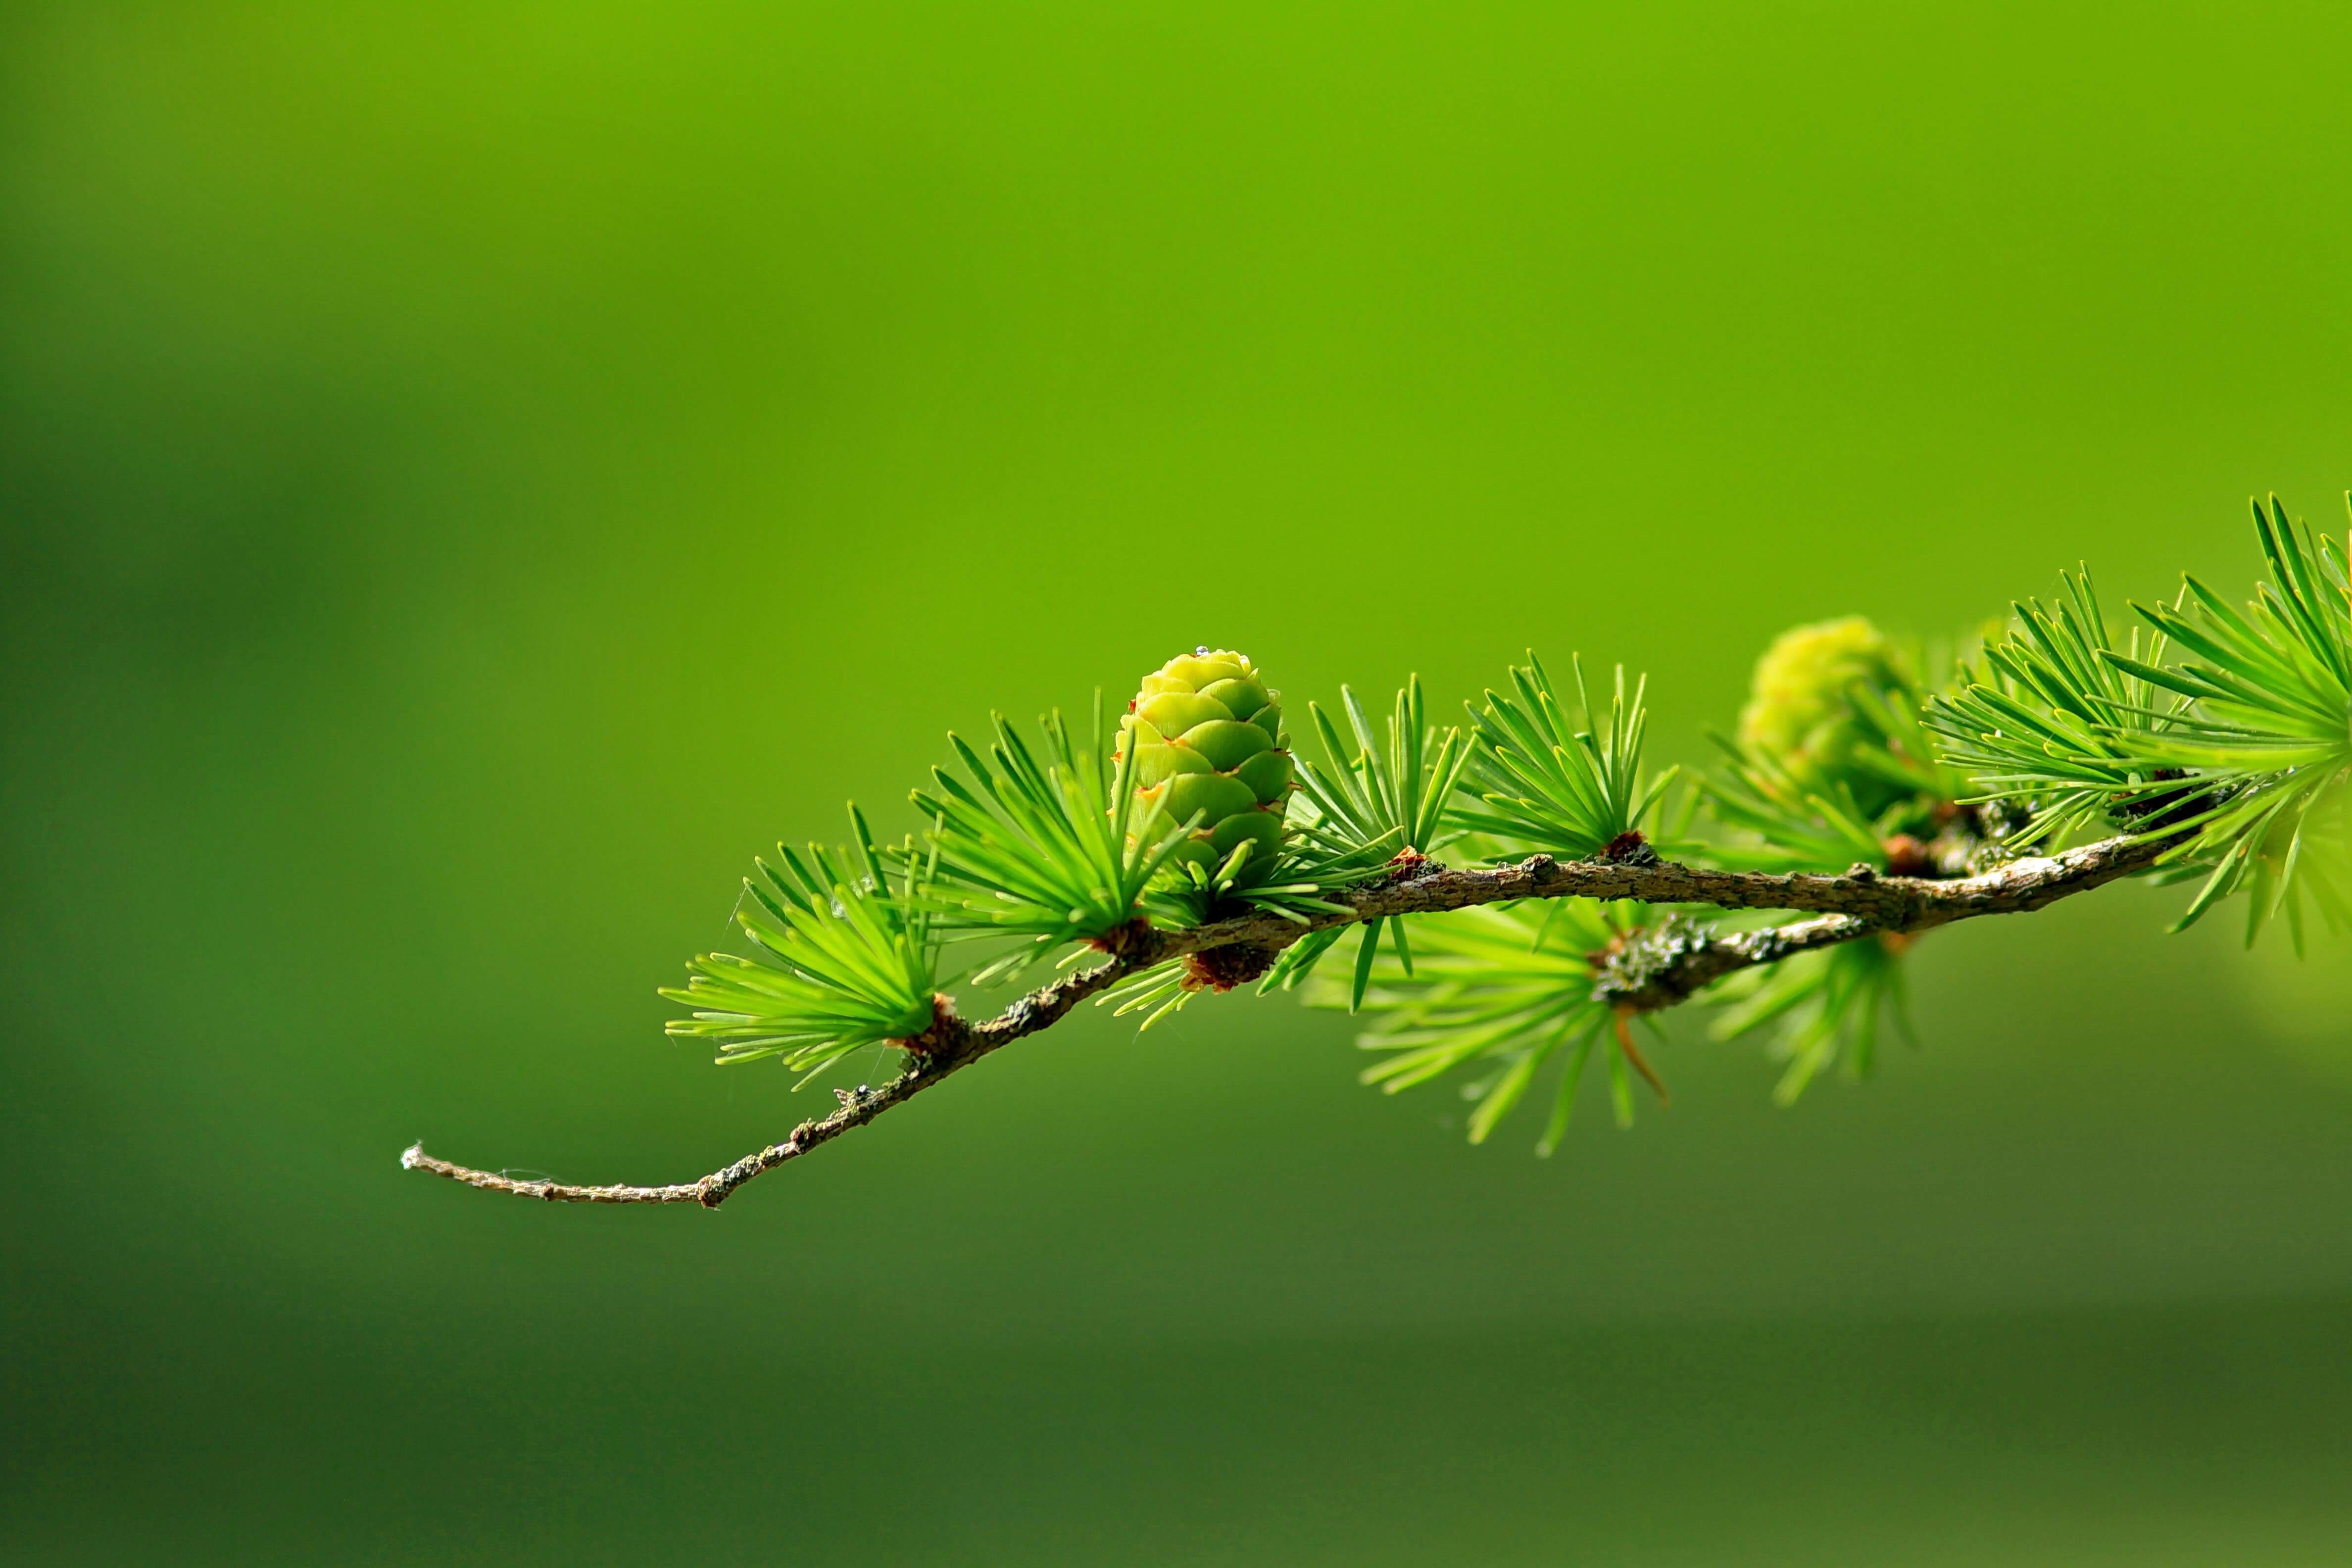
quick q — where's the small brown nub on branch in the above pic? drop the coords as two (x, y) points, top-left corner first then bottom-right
(1880, 834), (1933, 878)
(1382, 846), (1437, 882)
(1089, 917), (1161, 959)
(1599, 831), (1660, 867)
(1183, 943), (1282, 992)
(898, 994), (969, 1062)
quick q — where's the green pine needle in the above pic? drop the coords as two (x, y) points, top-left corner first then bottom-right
(661, 805), (940, 1084)
(1708, 933), (1914, 1104)
(1450, 652), (1679, 862)
(1293, 675), (1472, 860)
(1926, 568), (2200, 851)
(1698, 739), (1893, 875)
(1255, 675), (1473, 992)
(911, 694), (1197, 976)
(1928, 496), (2352, 943)
(1317, 900), (1660, 1155)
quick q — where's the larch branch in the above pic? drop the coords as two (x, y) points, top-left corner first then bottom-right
(400, 832), (2167, 1207)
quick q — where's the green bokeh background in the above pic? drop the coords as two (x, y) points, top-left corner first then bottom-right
(7, 4), (2352, 1562)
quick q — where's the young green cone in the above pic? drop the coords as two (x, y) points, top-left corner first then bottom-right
(1736, 615), (1912, 817)
(1119, 647), (1293, 876)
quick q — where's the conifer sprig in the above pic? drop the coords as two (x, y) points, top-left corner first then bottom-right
(2115, 501), (2350, 939)
(1698, 741), (1891, 876)
(660, 807), (940, 1083)
(1258, 677), (1474, 1005)
(1929, 498), (2352, 943)
(1152, 830), (1398, 929)
(911, 697), (1195, 982)
(1451, 654), (1678, 861)
(1293, 677), (1470, 860)
(1926, 569), (2195, 851)
(1322, 901), (1665, 1155)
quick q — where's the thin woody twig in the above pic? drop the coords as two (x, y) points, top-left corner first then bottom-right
(400, 948), (1143, 1208)
(401, 832), (2169, 1207)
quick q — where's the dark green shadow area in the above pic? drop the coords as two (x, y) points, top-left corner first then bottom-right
(13, 1297), (2352, 1566)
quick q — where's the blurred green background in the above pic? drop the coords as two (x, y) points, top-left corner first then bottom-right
(7, 3), (2352, 1563)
